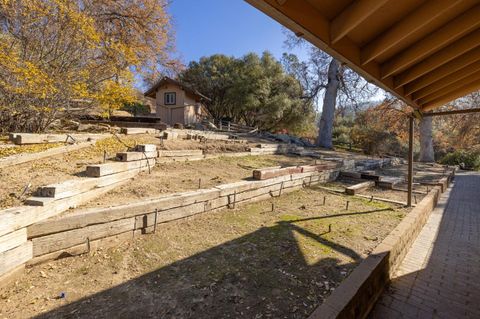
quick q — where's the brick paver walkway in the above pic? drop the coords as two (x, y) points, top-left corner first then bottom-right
(370, 172), (480, 318)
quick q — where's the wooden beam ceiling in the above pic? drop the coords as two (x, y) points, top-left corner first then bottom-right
(330, 0), (389, 44)
(404, 46), (480, 95)
(394, 28), (480, 88)
(381, 4), (480, 78)
(361, 0), (463, 65)
(412, 60), (480, 101)
(246, 0), (480, 112)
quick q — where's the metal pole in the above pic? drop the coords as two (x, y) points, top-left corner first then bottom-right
(407, 116), (414, 207)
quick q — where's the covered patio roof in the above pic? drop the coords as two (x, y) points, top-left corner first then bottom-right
(245, 0), (480, 112)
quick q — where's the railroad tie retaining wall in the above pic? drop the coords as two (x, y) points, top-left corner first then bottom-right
(308, 169), (455, 319)
(26, 168), (340, 266)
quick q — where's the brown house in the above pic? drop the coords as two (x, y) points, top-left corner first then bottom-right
(144, 77), (211, 126)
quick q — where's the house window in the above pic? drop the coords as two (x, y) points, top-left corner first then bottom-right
(164, 92), (176, 105)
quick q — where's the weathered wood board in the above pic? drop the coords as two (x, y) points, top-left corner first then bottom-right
(0, 180), (128, 237)
(345, 181), (376, 195)
(10, 133), (108, 145)
(116, 151), (158, 162)
(157, 150), (203, 157)
(36, 170), (139, 199)
(0, 228), (27, 254)
(86, 158), (155, 177)
(120, 128), (159, 135)
(32, 218), (135, 257)
(28, 231), (134, 266)
(0, 241), (32, 276)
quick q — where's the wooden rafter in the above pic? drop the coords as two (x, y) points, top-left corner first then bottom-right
(404, 46), (480, 95)
(247, 0), (480, 111)
(330, 0), (389, 44)
(422, 80), (480, 111)
(381, 4), (480, 78)
(418, 71), (480, 105)
(247, 0), (420, 108)
(412, 60), (480, 101)
(361, 0), (463, 65)
(394, 28), (480, 88)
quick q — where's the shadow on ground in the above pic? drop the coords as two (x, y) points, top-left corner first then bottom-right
(31, 208), (391, 319)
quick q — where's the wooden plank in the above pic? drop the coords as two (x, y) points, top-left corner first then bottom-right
(0, 180), (128, 237)
(0, 142), (95, 169)
(32, 218), (135, 257)
(10, 133), (109, 145)
(28, 231), (133, 266)
(37, 170), (139, 199)
(345, 181), (376, 195)
(0, 228), (27, 254)
(135, 202), (207, 230)
(253, 166), (303, 180)
(134, 144), (157, 153)
(157, 150), (203, 157)
(0, 241), (32, 276)
(163, 131), (179, 140)
(156, 156), (205, 163)
(86, 158), (155, 177)
(116, 151), (158, 162)
(120, 127), (159, 135)
(27, 189), (221, 238)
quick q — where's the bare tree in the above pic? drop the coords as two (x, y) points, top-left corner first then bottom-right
(283, 31), (378, 148)
(419, 116), (435, 162)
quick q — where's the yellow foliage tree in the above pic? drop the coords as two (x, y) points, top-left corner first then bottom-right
(0, 0), (178, 132)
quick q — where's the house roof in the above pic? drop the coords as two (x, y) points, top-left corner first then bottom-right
(246, 0), (480, 113)
(144, 76), (211, 102)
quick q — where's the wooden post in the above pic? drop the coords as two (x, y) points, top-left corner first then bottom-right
(407, 116), (414, 207)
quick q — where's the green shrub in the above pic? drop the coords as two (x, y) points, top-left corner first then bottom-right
(121, 102), (151, 116)
(440, 150), (480, 170)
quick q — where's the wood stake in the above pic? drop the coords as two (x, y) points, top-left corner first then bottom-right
(233, 190), (237, 209)
(328, 224), (332, 233)
(86, 237), (91, 253)
(346, 201), (350, 210)
(103, 150), (107, 163)
(323, 196), (326, 205)
(271, 203), (275, 212)
(198, 178), (202, 189)
(153, 209), (158, 234)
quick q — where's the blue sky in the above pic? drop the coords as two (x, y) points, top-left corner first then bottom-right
(168, 0), (307, 64)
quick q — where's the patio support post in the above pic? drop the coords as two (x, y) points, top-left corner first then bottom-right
(407, 116), (414, 207)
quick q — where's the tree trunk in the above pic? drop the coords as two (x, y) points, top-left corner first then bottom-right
(316, 59), (340, 148)
(419, 116), (435, 162)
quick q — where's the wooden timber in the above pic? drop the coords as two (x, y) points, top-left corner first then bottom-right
(10, 133), (108, 145)
(116, 151), (158, 162)
(120, 127), (159, 135)
(157, 150), (203, 157)
(86, 158), (155, 177)
(0, 180), (127, 237)
(345, 181), (376, 195)
(32, 218), (135, 257)
(32, 170), (138, 202)
(0, 228), (27, 254)
(0, 241), (32, 276)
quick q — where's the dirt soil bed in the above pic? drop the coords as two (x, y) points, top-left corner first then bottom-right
(0, 134), (253, 209)
(82, 154), (316, 208)
(326, 178), (427, 203)
(0, 185), (409, 319)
